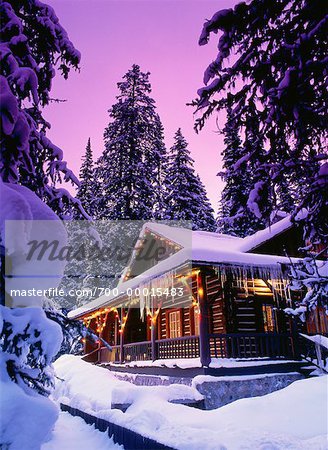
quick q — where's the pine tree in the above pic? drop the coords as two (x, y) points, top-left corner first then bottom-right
(146, 118), (168, 220)
(270, 133), (297, 214)
(194, 0), (328, 311)
(217, 107), (265, 237)
(164, 129), (216, 231)
(0, 0), (87, 220)
(0, 1), (85, 445)
(243, 102), (272, 225)
(194, 0), (327, 243)
(195, 174), (217, 232)
(76, 138), (95, 217)
(95, 65), (166, 220)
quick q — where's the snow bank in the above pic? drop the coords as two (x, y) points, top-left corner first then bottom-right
(42, 412), (122, 449)
(0, 181), (68, 307)
(53, 355), (202, 411)
(53, 356), (328, 450)
(115, 375), (328, 450)
(0, 380), (59, 450)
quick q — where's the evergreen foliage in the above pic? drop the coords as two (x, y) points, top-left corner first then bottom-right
(0, 0), (85, 417)
(218, 106), (266, 237)
(76, 138), (95, 217)
(164, 129), (216, 231)
(194, 0), (328, 310)
(0, 0), (88, 219)
(194, 0), (327, 243)
(95, 65), (166, 220)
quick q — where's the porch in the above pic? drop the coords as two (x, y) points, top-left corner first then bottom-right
(85, 331), (300, 366)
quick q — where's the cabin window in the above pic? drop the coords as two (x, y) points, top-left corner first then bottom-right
(168, 311), (181, 338)
(262, 305), (275, 333)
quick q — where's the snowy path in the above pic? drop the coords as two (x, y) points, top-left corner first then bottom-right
(42, 412), (123, 450)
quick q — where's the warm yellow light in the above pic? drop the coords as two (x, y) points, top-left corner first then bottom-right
(192, 269), (201, 276)
(198, 287), (204, 297)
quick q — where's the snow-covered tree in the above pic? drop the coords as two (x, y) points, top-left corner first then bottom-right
(0, 1), (88, 446)
(288, 253), (328, 318)
(95, 65), (166, 220)
(0, 181), (65, 447)
(195, 174), (217, 232)
(146, 118), (168, 220)
(0, 0), (88, 220)
(76, 138), (95, 218)
(194, 0), (328, 310)
(45, 307), (111, 358)
(194, 0), (327, 237)
(164, 129), (216, 231)
(218, 106), (266, 237)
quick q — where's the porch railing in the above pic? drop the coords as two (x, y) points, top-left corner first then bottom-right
(210, 333), (295, 359)
(97, 332), (299, 364)
(156, 335), (200, 359)
(124, 341), (152, 362)
(298, 333), (328, 371)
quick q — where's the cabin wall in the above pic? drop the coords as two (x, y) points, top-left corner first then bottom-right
(223, 276), (297, 334)
(306, 307), (328, 334)
(81, 265), (306, 361)
(205, 273), (226, 334)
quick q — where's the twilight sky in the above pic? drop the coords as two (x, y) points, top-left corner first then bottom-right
(45, 0), (237, 211)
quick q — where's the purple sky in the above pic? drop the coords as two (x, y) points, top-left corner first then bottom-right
(46, 0), (236, 211)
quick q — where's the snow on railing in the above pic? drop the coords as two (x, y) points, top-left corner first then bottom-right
(299, 333), (328, 372)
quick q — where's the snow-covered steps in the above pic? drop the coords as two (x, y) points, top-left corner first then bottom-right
(298, 364), (322, 378)
(53, 356), (328, 449)
(108, 369), (303, 410)
(100, 358), (312, 380)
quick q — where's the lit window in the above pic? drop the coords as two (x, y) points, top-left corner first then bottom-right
(169, 311), (181, 338)
(262, 305), (275, 333)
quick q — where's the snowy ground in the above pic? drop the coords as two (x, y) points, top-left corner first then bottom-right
(42, 412), (122, 450)
(53, 355), (328, 450)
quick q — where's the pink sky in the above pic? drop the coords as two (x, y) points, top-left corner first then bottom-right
(45, 0), (237, 211)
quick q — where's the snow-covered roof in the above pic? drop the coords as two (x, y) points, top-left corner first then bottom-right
(68, 219), (301, 319)
(145, 222), (242, 250)
(238, 216), (293, 253)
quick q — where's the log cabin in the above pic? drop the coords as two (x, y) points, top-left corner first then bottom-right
(68, 216), (327, 366)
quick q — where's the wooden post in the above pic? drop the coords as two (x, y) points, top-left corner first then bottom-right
(151, 315), (158, 362)
(291, 317), (301, 360)
(198, 271), (211, 367)
(119, 309), (125, 364)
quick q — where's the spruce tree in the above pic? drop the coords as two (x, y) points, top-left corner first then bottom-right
(146, 118), (168, 220)
(194, 0), (327, 244)
(164, 129), (216, 231)
(0, 0), (87, 219)
(217, 107), (265, 237)
(0, 1), (86, 446)
(194, 0), (328, 311)
(194, 174), (217, 232)
(95, 65), (166, 220)
(76, 138), (95, 217)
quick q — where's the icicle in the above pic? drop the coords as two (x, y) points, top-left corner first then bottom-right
(243, 267), (248, 297)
